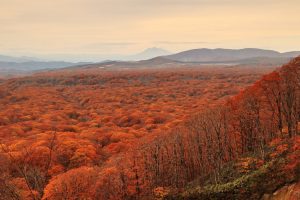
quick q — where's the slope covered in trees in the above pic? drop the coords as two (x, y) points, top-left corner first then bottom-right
(166, 135), (300, 199)
(0, 58), (298, 199)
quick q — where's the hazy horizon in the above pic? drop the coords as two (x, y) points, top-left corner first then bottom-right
(1, 0), (300, 61)
(1, 47), (300, 63)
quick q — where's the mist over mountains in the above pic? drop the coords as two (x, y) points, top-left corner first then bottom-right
(0, 48), (299, 76)
(125, 47), (171, 61)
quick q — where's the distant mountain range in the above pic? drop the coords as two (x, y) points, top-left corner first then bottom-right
(0, 48), (299, 77)
(0, 47), (170, 75)
(164, 48), (300, 62)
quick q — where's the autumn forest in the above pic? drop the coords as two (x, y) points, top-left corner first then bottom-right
(0, 55), (299, 200)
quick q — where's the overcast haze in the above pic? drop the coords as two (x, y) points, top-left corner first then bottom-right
(1, 0), (300, 60)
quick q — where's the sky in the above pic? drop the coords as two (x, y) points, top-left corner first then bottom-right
(1, 0), (300, 61)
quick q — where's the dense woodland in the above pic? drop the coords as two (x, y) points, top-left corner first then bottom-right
(0, 59), (299, 199)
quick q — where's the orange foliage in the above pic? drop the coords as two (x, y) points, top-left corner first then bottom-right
(42, 167), (97, 200)
(0, 59), (298, 199)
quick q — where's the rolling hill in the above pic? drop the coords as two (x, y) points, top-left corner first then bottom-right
(164, 48), (300, 62)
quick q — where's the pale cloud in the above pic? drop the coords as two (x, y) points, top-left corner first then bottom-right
(155, 41), (213, 45)
(85, 42), (138, 47)
(0, 0), (300, 56)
